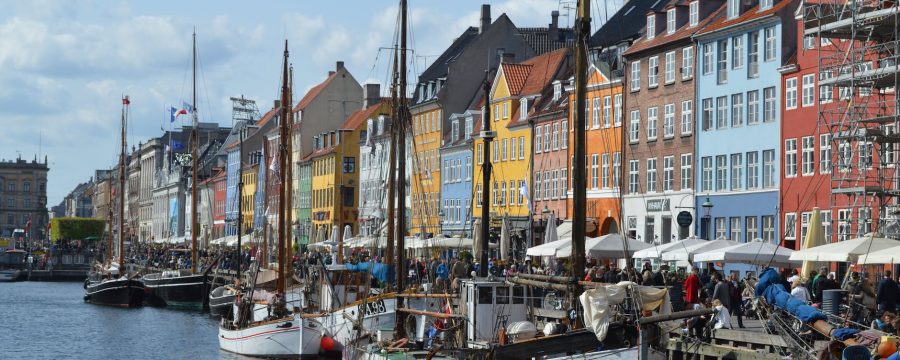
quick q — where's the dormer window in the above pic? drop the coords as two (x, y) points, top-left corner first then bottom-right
(646, 15), (656, 40)
(728, 0), (740, 19)
(451, 120), (460, 142)
(465, 116), (473, 140)
(520, 98), (528, 120)
(666, 9), (676, 34)
(760, 0), (773, 11)
(689, 2), (698, 26)
(377, 115), (385, 135)
(553, 82), (562, 101)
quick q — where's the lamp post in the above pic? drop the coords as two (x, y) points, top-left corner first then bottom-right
(701, 196), (714, 240)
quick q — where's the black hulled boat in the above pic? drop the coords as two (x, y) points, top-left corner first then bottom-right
(84, 270), (145, 308)
(143, 270), (210, 309)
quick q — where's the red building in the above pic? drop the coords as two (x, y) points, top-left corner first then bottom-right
(211, 168), (227, 240)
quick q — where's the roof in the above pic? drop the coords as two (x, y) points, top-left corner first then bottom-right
(591, 0), (669, 48)
(417, 27), (479, 86)
(517, 26), (575, 55)
(624, 1), (726, 56)
(504, 48), (570, 128)
(501, 63), (532, 95)
(341, 98), (388, 130)
(223, 107), (280, 151)
(294, 72), (337, 111)
(696, 0), (796, 37)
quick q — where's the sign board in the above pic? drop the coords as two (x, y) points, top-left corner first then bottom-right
(676, 211), (693, 228)
(645, 199), (670, 212)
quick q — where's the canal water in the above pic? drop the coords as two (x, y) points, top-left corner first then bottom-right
(0, 281), (249, 360)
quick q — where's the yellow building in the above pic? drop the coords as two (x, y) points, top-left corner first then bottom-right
(410, 106), (442, 237)
(240, 163), (257, 233)
(472, 49), (569, 231)
(308, 99), (390, 240)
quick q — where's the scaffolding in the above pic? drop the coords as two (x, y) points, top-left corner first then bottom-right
(805, 0), (900, 240)
(230, 95), (260, 125)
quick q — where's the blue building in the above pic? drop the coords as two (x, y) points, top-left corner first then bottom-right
(224, 141), (241, 236)
(693, 0), (798, 248)
(441, 110), (479, 238)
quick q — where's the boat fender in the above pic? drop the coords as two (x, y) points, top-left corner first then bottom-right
(321, 336), (335, 352)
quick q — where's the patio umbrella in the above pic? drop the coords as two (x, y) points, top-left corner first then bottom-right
(693, 238), (800, 267)
(544, 212), (559, 245)
(556, 234), (651, 258)
(789, 232), (900, 263)
(330, 225), (340, 242)
(801, 208), (826, 276)
(526, 238), (570, 256)
(472, 218), (483, 261)
(316, 226), (326, 243)
(500, 216), (510, 261)
(632, 236), (707, 259)
(856, 244), (900, 264)
(343, 225), (353, 241)
(661, 238), (739, 262)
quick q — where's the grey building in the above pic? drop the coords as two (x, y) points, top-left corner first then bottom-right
(0, 155), (50, 241)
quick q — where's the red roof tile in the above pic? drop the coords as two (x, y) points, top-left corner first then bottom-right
(519, 48), (569, 96)
(696, 0), (796, 37)
(501, 63), (532, 95)
(625, 4), (726, 56)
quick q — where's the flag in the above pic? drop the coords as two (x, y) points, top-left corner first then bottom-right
(169, 105), (188, 123)
(519, 180), (532, 214)
(182, 101), (194, 114)
(122, 96), (130, 105)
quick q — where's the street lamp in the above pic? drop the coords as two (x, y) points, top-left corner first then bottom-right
(701, 196), (713, 240)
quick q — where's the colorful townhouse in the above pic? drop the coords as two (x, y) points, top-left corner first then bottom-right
(307, 89), (388, 239)
(530, 75), (570, 243)
(473, 48), (569, 243)
(358, 111), (393, 237)
(622, 0), (724, 244)
(442, 109), (479, 238)
(694, 0), (798, 243)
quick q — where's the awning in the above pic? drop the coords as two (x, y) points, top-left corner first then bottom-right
(857, 244), (900, 264)
(661, 239), (739, 262)
(632, 237), (707, 259)
(693, 239), (800, 267)
(789, 233), (900, 263)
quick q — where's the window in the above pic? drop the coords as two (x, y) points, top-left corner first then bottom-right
(689, 1), (699, 26)
(731, 153), (743, 190)
(602, 154), (610, 188)
(681, 153), (693, 190)
(702, 98), (713, 131)
(785, 138), (797, 177)
(819, 71), (833, 103)
(493, 141), (499, 162)
(728, 0), (740, 19)
(663, 156), (674, 191)
(649, 56), (659, 87)
(647, 15), (656, 40)
(763, 87), (776, 122)
(716, 96), (728, 129)
(631, 61), (641, 91)
(747, 151), (759, 190)
(746, 216), (759, 241)
(763, 149), (776, 188)
(837, 209), (851, 241)
(647, 158), (658, 192)
(802, 136), (815, 175)
(663, 103), (675, 138)
(762, 216), (775, 243)
(614, 94), (622, 126)
(613, 152), (621, 188)
(717, 40), (728, 83)
(760, 0), (773, 10)
(535, 126), (542, 153)
(885, 125), (896, 167)
(501, 138), (508, 161)
(477, 144), (483, 164)
(630, 110), (640, 142)
(802, 74), (815, 106)
(665, 51), (676, 83)
(666, 9), (676, 34)
(748, 31), (759, 78)
(702, 43), (713, 75)
(500, 182), (506, 205)
(592, 97), (601, 128)
(701, 156), (713, 191)
(716, 155), (727, 191)
(820, 134), (831, 174)
(511, 137), (518, 159)
(560, 168), (568, 198)
(764, 27), (776, 62)
(860, 141), (873, 168)
(503, 102), (509, 119)
(784, 213), (797, 240)
(682, 46), (694, 79)
(466, 156), (472, 180)
(519, 136), (526, 158)
(839, 141), (852, 171)
(591, 154), (599, 189)
(800, 212), (812, 241)
(732, 35), (744, 69)
(629, 160), (639, 194)
(550, 171), (558, 199)
(821, 210), (832, 242)
(543, 124), (550, 152)
(730, 217), (742, 242)
(747, 90), (760, 124)
(715, 217), (727, 239)
(731, 93), (744, 127)
(785, 77), (798, 109)
(647, 107), (658, 140)
(681, 100), (693, 135)
(603, 96), (611, 127)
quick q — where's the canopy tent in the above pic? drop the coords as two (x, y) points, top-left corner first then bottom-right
(153, 236), (186, 245)
(856, 245), (900, 264)
(554, 234), (652, 258)
(342, 236), (387, 249)
(801, 208), (827, 276)
(631, 237), (707, 259)
(499, 217), (510, 261)
(555, 219), (571, 239)
(661, 238), (739, 262)
(789, 233), (900, 263)
(526, 238), (571, 257)
(692, 239), (800, 267)
(224, 234), (252, 247)
(308, 241), (337, 252)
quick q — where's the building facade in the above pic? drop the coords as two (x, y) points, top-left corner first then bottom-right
(0, 156), (50, 241)
(440, 110), (478, 237)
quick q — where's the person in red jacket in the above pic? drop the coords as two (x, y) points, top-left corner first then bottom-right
(684, 266), (702, 305)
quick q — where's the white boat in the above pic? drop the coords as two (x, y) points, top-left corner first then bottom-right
(306, 296), (399, 354)
(0, 269), (22, 282)
(218, 312), (326, 358)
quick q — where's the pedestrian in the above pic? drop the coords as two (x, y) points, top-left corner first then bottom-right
(729, 273), (745, 328)
(684, 266), (702, 305)
(711, 273), (732, 326)
(811, 266), (828, 303)
(791, 279), (810, 303)
(787, 269), (800, 284)
(876, 270), (898, 313)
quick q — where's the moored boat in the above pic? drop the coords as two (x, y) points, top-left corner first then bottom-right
(84, 274), (145, 308)
(142, 270), (209, 309)
(209, 283), (242, 318)
(0, 269), (23, 282)
(218, 313), (326, 358)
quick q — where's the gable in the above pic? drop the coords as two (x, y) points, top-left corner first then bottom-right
(491, 67), (511, 100)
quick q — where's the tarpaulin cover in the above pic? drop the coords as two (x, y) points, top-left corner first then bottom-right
(580, 282), (674, 343)
(831, 328), (859, 341)
(756, 268), (827, 324)
(755, 268), (781, 297)
(886, 351), (900, 360)
(344, 261), (389, 283)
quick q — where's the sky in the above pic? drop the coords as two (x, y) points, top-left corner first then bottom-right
(0, 0), (624, 207)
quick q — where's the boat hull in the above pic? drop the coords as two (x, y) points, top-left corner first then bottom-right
(218, 314), (324, 358)
(209, 285), (239, 318)
(84, 278), (145, 308)
(0, 269), (22, 282)
(311, 297), (399, 353)
(143, 272), (210, 309)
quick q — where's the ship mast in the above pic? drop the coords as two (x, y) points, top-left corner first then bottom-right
(394, 0), (410, 336)
(190, 30), (199, 274)
(571, 0), (590, 321)
(119, 96), (128, 269)
(385, 45), (399, 282)
(479, 75), (492, 277)
(276, 40), (290, 294)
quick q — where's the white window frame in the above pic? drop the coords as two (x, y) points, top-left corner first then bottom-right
(603, 96), (612, 128)
(681, 100), (693, 135)
(763, 87), (776, 122)
(747, 151), (759, 189)
(602, 153), (610, 189)
(591, 154), (599, 189)
(785, 77), (798, 109)
(648, 56), (659, 87)
(663, 103), (675, 138)
(731, 93), (744, 127)
(701, 156), (713, 191)
(614, 94), (622, 126)
(748, 31), (760, 78)
(647, 106), (658, 140)
(764, 27), (776, 62)
(716, 96), (728, 129)
(647, 157), (658, 193)
(801, 136), (815, 176)
(702, 43), (713, 75)
(592, 97), (601, 128)
(732, 35), (744, 69)
(682, 46), (694, 79)
(802, 74), (815, 107)
(702, 98), (713, 131)
(663, 155), (674, 191)
(681, 153), (693, 190)
(785, 138), (797, 177)
(647, 15), (656, 40)
(819, 71), (833, 103)
(689, 1), (699, 27)
(728, 0), (740, 19)
(820, 134), (831, 174)
(629, 160), (639, 194)
(631, 60), (641, 91)
(535, 126), (543, 153)
(666, 9), (676, 34)
(665, 51), (676, 84)
(784, 212), (797, 240)
(763, 149), (776, 188)
(629, 110), (640, 143)
(715, 155), (727, 191)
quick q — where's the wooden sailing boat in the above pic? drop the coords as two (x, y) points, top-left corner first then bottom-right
(142, 31), (212, 310)
(217, 40), (326, 358)
(83, 95), (146, 308)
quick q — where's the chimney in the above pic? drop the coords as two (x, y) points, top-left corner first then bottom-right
(363, 83), (381, 109)
(550, 11), (559, 40)
(336, 61), (345, 71)
(500, 52), (515, 63)
(480, 4), (491, 34)
(274, 100), (281, 109)
(328, 70), (336, 76)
